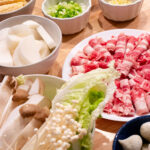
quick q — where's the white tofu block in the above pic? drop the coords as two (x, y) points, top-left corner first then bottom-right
(8, 24), (35, 37)
(6, 35), (22, 55)
(0, 94), (45, 148)
(36, 25), (56, 49)
(0, 41), (13, 66)
(13, 35), (42, 66)
(22, 20), (42, 40)
(13, 49), (24, 66)
(23, 20), (40, 29)
(32, 29), (42, 40)
(36, 40), (50, 58)
(0, 28), (9, 41)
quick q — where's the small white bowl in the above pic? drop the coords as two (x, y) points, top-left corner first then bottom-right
(99, 0), (143, 21)
(0, 15), (62, 76)
(0, 0), (36, 21)
(42, 0), (91, 35)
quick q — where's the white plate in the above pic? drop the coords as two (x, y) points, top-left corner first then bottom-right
(62, 29), (150, 122)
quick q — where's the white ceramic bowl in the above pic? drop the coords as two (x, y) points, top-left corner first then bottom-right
(98, 0), (143, 21)
(0, 15), (62, 76)
(25, 74), (65, 100)
(0, 0), (36, 21)
(42, 0), (91, 35)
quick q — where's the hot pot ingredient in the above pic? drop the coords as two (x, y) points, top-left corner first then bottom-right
(119, 135), (142, 150)
(0, 0), (27, 13)
(21, 67), (119, 150)
(119, 121), (150, 150)
(107, 0), (132, 5)
(0, 20), (56, 67)
(48, 1), (83, 18)
(140, 122), (150, 142)
(70, 33), (150, 117)
(0, 76), (51, 150)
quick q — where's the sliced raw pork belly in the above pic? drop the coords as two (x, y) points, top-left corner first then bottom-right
(131, 86), (149, 115)
(130, 75), (150, 92)
(83, 44), (113, 62)
(126, 34), (150, 61)
(137, 49), (150, 65)
(136, 64), (150, 80)
(70, 32), (150, 117)
(103, 98), (114, 114)
(125, 36), (137, 54)
(104, 79), (135, 116)
(88, 37), (106, 48)
(114, 33), (127, 59)
(106, 36), (117, 52)
(116, 34), (150, 76)
(71, 57), (96, 66)
(71, 62), (99, 75)
(116, 59), (133, 76)
(112, 98), (135, 116)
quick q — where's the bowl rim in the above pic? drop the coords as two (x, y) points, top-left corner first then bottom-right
(0, 0), (35, 15)
(113, 115), (150, 150)
(24, 74), (65, 82)
(0, 14), (62, 69)
(100, 0), (142, 7)
(42, 0), (92, 20)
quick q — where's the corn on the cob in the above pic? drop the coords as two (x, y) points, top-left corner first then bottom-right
(0, 1), (27, 13)
(0, 0), (27, 6)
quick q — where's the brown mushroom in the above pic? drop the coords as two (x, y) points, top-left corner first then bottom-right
(34, 106), (49, 122)
(12, 89), (28, 102)
(7, 76), (18, 91)
(19, 104), (50, 122)
(19, 104), (37, 118)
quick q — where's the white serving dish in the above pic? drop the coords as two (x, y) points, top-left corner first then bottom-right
(98, 0), (143, 21)
(0, 0), (36, 21)
(42, 0), (91, 35)
(0, 15), (62, 76)
(25, 74), (65, 100)
(62, 29), (150, 122)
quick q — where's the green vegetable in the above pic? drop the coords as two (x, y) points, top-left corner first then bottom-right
(22, 62), (120, 150)
(78, 89), (105, 149)
(16, 75), (25, 85)
(48, 1), (82, 18)
(52, 63), (120, 150)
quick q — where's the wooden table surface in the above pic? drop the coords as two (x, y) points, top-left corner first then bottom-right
(32, 0), (150, 149)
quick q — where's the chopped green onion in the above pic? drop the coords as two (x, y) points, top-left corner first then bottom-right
(48, 1), (83, 18)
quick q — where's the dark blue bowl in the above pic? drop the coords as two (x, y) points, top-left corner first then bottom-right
(113, 115), (150, 150)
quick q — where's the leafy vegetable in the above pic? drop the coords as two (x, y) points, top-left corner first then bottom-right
(78, 89), (104, 149)
(16, 75), (25, 85)
(52, 65), (120, 150)
(22, 64), (120, 150)
(48, 1), (82, 18)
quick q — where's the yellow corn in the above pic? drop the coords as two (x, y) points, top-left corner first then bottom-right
(0, 1), (27, 13)
(0, 0), (27, 6)
(108, 0), (132, 5)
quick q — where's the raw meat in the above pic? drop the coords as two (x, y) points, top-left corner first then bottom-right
(131, 86), (149, 115)
(106, 36), (117, 52)
(70, 32), (150, 117)
(114, 33), (127, 59)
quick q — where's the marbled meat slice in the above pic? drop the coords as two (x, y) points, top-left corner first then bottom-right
(104, 79), (135, 116)
(137, 49), (150, 65)
(114, 33), (127, 59)
(131, 86), (149, 115)
(106, 36), (117, 52)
